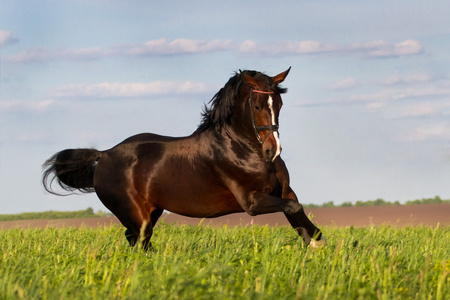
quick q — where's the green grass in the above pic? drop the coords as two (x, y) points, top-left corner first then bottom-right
(0, 223), (448, 299)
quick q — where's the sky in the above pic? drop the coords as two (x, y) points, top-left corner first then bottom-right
(1, 0), (449, 214)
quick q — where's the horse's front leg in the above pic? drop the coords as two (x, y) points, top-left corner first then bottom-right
(280, 186), (326, 247)
(247, 192), (325, 246)
(273, 157), (326, 247)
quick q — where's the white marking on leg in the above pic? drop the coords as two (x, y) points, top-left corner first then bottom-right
(267, 96), (281, 161)
(310, 236), (327, 248)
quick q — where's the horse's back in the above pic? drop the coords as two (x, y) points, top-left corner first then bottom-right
(119, 132), (181, 145)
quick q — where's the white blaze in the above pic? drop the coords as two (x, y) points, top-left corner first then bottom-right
(267, 96), (281, 160)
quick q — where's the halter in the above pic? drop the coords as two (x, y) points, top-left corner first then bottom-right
(249, 89), (279, 144)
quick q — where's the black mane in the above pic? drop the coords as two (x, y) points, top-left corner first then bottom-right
(198, 70), (287, 132)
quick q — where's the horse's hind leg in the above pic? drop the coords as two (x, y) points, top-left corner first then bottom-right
(96, 187), (163, 250)
(124, 206), (164, 250)
(93, 152), (164, 250)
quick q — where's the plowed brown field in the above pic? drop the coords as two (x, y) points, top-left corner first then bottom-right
(1, 204), (448, 229)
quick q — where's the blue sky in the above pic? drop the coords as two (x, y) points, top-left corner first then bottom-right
(1, 1), (449, 214)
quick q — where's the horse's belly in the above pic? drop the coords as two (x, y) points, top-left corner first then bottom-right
(156, 184), (243, 217)
(140, 169), (242, 218)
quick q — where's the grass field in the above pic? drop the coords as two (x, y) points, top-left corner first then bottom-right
(1, 223), (448, 299)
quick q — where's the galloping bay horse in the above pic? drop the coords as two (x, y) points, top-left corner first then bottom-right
(43, 68), (326, 249)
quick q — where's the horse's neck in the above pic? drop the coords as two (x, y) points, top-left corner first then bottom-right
(197, 126), (264, 167)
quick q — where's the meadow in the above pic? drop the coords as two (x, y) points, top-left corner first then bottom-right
(0, 223), (448, 299)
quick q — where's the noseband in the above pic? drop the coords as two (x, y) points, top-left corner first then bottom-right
(249, 89), (279, 144)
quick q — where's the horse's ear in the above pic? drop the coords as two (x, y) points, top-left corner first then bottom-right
(240, 70), (259, 90)
(272, 67), (291, 85)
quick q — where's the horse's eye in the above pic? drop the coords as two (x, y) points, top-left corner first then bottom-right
(254, 105), (261, 111)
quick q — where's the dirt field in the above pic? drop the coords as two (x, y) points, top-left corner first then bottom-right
(1, 204), (448, 229)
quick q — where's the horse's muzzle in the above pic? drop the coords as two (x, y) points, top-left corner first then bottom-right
(262, 133), (282, 162)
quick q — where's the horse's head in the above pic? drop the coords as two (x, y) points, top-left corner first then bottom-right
(241, 68), (290, 162)
(198, 68), (290, 162)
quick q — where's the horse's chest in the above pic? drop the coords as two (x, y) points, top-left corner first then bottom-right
(239, 163), (280, 195)
(261, 169), (281, 195)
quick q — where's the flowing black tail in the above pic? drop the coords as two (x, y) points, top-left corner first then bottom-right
(42, 149), (102, 195)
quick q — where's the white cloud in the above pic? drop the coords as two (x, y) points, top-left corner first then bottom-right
(400, 101), (450, 118)
(8, 47), (105, 63)
(59, 47), (105, 60)
(349, 85), (450, 106)
(122, 38), (235, 56)
(400, 103), (436, 118)
(348, 89), (401, 104)
(239, 39), (421, 58)
(392, 39), (423, 56)
(354, 39), (422, 57)
(7, 38), (423, 63)
(241, 40), (343, 56)
(237, 40), (257, 53)
(0, 100), (53, 112)
(0, 30), (18, 47)
(49, 81), (216, 99)
(331, 77), (359, 90)
(400, 86), (450, 99)
(378, 74), (433, 85)
(299, 75), (450, 114)
(116, 39), (344, 57)
(7, 47), (51, 63)
(401, 123), (450, 142)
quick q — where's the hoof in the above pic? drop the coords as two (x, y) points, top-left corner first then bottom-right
(309, 236), (327, 248)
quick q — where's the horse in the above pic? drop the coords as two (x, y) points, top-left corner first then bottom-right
(42, 68), (326, 250)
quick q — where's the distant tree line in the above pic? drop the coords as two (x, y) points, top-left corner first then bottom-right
(0, 207), (112, 222)
(1, 196), (448, 221)
(303, 196), (449, 209)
